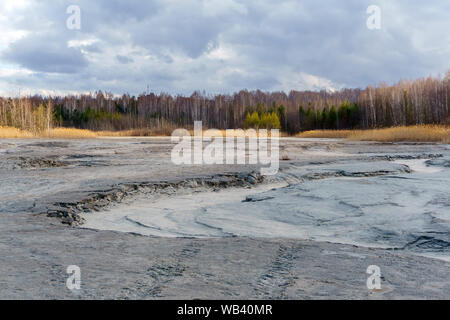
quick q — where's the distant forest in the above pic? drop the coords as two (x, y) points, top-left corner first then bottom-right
(1, 72), (449, 134)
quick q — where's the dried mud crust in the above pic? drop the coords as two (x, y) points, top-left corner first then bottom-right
(44, 159), (416, 226)
(1, 138), (449, 299)
(43, 153), (444, 226)
(45, 171), (265, 226)
(7, 156), (69, 169)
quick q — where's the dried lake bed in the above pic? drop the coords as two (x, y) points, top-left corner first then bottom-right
(0, 137), (449, 299)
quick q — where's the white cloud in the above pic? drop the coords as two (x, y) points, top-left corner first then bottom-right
(0, 68), (33, 78)
(206, 44), (235, 60)
(67, 38), (99, 48)
(0, 0), (29, 12)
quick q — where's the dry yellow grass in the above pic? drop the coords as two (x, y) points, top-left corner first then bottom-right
(97, 127), (176, 137)
(0, 127), (98, 139)
(0, 126), (34, 138)
(0, 127), (172, 139)
(2, 125), (449, 142)
(199, 129), (284, 137)
(296, 130), (354, 139)
(349, 125), (449, 143)
(99, 128), (284, 137)
(297, 125), (450, 143)
(43, 128), (99, 138)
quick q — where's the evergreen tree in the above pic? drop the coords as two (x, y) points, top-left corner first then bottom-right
(327, 106), (337, 129)
(316, 109), (323, 129)
(299, 105), (306, 129)
(305, 107), (316, 130)
(277, 104), (286, 130)
(349, 103), (360, 128)
(338, 101), (351, 129)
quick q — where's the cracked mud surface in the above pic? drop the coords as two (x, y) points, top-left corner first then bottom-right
(0, 137), (449, 299)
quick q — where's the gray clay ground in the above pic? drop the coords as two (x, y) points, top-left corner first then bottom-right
(0, 137), (449, 299)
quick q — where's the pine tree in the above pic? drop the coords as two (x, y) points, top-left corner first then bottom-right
(327, 106), (337, 129)
(299, 105), (306, 130)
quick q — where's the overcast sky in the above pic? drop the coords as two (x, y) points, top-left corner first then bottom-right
(0, 0), (449, 96)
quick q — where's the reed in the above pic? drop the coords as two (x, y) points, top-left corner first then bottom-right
(296, 126), (449, 143)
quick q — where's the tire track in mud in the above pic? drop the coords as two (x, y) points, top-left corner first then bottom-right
(143, 241), (204, 297)
(253, 243), (302, 299)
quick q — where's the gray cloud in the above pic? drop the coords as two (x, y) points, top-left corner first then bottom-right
(0, 0), (449, 95)
(1, 33), (88, 74)
(116, 55), (134, 64)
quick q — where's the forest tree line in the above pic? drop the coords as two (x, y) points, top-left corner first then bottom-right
(1, 72), (449, 133)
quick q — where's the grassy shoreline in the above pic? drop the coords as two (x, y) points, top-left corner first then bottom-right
(296, 125), (449, 143)
(1, 125), (449, 143)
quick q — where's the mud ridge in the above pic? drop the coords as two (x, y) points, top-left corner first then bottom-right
(370, 153), (443, 161)
(45, 160), (417, 226)
(8, 156), (68, 169)
(45, 171), (265, 226)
